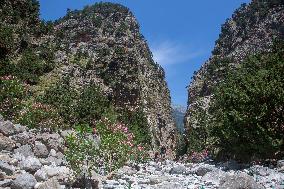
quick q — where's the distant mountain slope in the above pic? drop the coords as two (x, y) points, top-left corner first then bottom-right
(172, 105), (186, 133)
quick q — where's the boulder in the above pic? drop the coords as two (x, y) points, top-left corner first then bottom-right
(19, 157), (42, 173)
(195, 166), (212, 176)
(36, 133), (64, 151)
(35, 178), (61, 189)
(0, 121), (16, 136)
(169, 165), (186, 174)
(219, 173), (265, 189)
(14, 145), (34, 157)
(34, 165), (71, 184)
(34, 141), (49, 158)
(11, 173), (37, 189)
(0, 179), (12, 187)
(277, 160), (284, 168)
(11, 132), (30, 145)
(0, 160), (15, 175)
(14, 124), (27, 134)
(0, 133), (16, 151)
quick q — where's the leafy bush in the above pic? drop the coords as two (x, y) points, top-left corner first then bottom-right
(0, 76), (26, 119)
(16, 101), (64, 129)
(16, 49), (55, 84)
(199, 41), (284, 161)
(65, 124), (99, 178)
(41, 80), (110, 126)
(119, 109), (151, 146)
(0, 26), (14, 57)
(92, 15), (102, 28)
(65, 113), (149, 177)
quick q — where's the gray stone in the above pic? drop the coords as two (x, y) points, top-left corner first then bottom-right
(0, 114), (3, 122)
(11, 173), (37, 189)
(169, 165), (186, 174)
(196, 166), (212, 176)
(14, 124), (26, 134)
(34, 141), (49, 158)
(0, 121), (15, 136)
(0, 179), (12, 187)
(219, 173), (265, 189)
(11, 132), (30, 145)
(0, 161), (15, 175)
(14, 145), (34, 157)
(277, 160), (284, 168)
(37, 133), (63, 151)
(0, 133), (16, 151)
(36, 178), (61, 189)
(19, 157), (42, 173)
(222, 160), (241, 170)
(34, 167), (49, 182)
(34, 165), (71, 184)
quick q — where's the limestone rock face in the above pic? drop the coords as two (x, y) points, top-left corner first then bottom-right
(50, 3), (177, 157)
(185, 1), (284, 134)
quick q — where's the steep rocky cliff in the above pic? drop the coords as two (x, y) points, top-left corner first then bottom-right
(185, 0), (284, 134)
(0, 1), (177, 158)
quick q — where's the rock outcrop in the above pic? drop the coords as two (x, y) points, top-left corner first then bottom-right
(185, 1), (284, 134)
(0, 0), (177, 158)
(50, 3), (177, 156)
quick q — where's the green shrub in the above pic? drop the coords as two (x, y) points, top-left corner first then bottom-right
(40, 77), (79, 124)
(92, 15), (102, 28)
(202, 41), (284, 161)
(65, 124), (99, 178)
(16, 101), (64, 129)
(65, 113), (149, 177)
(0, 26), (14, 57)
(0, 76), (26, 119)
(76, 84), (110, 123)
(96, 110), (149, 173)
(41, 80), (110, 126)
(119, 109), (151, 146)
(16, 49), (54, 84)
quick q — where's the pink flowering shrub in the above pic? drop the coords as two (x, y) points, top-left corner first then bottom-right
(96, 111), (149, 173)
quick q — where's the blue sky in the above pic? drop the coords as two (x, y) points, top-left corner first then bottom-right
(39, 0), (250, 106)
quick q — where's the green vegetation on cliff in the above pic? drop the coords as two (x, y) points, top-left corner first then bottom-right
(189, 41), (284, 161)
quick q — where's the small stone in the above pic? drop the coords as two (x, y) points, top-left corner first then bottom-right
(19, 156), (42, 173)
(34, 141), (49, 158)
(49, 149), (57, 157)
(11, 173), (37, 189)
(169, 165), (186, 174)
(0, 160), (15, 175)
(0, 121), (16, 136)
(14, 145), (34, 157)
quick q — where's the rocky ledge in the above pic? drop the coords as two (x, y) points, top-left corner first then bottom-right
(102, 160), (284, 189)
(0, 115), (97, 189)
